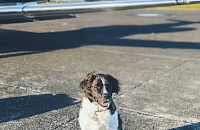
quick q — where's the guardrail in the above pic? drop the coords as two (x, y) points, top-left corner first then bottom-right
(0, 0), (200, 24)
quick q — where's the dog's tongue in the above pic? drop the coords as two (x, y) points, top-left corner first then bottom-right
(102, 102), (109, 107)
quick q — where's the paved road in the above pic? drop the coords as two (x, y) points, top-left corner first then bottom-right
(0, 8), (200, 129)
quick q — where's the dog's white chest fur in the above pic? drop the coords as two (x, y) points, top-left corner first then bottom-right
(79, 97), (119, 130)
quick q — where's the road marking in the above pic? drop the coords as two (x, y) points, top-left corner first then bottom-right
(118, 107), (200, 124)
(79, 47), (200, 61)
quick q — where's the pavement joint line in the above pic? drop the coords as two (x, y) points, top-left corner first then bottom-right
(134, 53), (200, 61)
(118, 107), (200, 124)
(115, 60), (188, 98)
(0, 83), (48, 94)
(54, 123), (64, 129)
(79, 47), (200, 61)
(0, 83), (83, 102)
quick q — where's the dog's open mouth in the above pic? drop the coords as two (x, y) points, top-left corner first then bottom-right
(100, 101), (109, 107)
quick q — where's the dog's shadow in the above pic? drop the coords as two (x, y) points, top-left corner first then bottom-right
(0, 94), (80, 123)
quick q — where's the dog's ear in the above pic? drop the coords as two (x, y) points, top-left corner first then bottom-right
(105, 74), (120, 94)
(80, 72), (95, 90)
(80, 79), (86, 90)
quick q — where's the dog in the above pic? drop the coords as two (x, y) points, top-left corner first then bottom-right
(79, 72), (122, 130)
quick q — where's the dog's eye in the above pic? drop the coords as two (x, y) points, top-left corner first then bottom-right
(94, 85), (101, 89)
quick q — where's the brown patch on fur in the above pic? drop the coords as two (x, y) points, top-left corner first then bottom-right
(80, 72), (96, 102)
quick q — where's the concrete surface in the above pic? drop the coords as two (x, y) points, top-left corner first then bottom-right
(0, 8), (200, 130)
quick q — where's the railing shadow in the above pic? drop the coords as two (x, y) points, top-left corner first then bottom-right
(0, 19), (200, 58)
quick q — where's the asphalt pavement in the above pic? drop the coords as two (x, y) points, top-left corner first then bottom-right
(0, 8), (200, 130)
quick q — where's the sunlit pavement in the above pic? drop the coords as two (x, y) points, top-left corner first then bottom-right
(0, 8), (200, 129)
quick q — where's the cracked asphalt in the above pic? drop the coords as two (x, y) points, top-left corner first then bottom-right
(0, 8), (200, 130)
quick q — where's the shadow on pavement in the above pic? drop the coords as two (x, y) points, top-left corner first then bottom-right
(0, 19), (200, 58)
(0, 94), (80, 123)
(170, 123), (200, 130)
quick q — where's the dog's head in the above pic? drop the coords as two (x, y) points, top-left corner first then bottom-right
(80, 72), (120, 108)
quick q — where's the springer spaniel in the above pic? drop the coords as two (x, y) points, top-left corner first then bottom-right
(79, 72), (122, 130)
